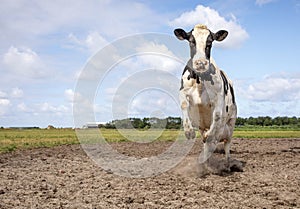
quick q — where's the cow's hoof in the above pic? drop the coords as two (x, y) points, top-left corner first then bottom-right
(185, 130), (195, 139)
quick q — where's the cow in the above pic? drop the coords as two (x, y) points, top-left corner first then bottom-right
(174, 24), (237, 168)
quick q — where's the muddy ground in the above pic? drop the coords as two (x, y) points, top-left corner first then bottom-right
(0, 138), (299, 208)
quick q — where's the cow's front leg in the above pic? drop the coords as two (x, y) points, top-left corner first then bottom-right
(203, 104), (226, 161)
(204, 100), (225, 143)
(180, 90), (195, 139)
(203, 111), (221, 143)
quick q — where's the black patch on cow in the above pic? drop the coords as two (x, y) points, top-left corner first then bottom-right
(189, 34), (196, 58)
(180, 61), (216, 90)
(180, 78), (184, 90)
(186, 60), (200, 84)
(229, 84), (236, 104)
(196, 63), (216, 85)
(226, 105), (228, 112)
(174, 28), (197, 59)
(188, 70), (201, 84)
(180, 62), (198, 90)
(220, 70), (228, 95)
(205, 32), (214, 60)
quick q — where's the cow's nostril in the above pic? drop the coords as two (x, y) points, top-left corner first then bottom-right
(195, 60), (206, 69)
(194, 60), (208, 69)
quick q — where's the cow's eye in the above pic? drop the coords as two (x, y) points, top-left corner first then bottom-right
(189, 42), (195, 47)
(189, 36), (196, 44)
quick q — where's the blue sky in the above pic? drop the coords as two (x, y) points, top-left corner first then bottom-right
(1, 0), (300, 127)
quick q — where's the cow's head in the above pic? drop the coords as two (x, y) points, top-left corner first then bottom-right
(174, 24), (228, 72)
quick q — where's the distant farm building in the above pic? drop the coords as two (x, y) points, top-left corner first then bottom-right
(83, 122), (105, 129)
(47, 125), (55, 129)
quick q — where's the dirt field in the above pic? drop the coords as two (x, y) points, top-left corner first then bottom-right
(0, 138), (299, 208)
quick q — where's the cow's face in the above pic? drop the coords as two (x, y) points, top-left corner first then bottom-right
(174, 24), (228, 72)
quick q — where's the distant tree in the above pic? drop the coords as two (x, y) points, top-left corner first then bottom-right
(143, 117), (150, 129)
(282, 116), (289, 126)
(105, 122), (116, 129)
(256, 116), (264, 126)
(273, 116), (283, 126)
(247, 117), (256, 126)
(98, 124), (106, 128)
(115, 119), (131, 129)
(288, 116), (298, 126)
(236, 117), (246, 126)
(131, 118), (144, 129)
(147, 117), (167, 129)
(166, 116), (181, 129)
(263, 116), (272, 126)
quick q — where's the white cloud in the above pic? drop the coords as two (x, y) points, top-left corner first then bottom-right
(17, 102), (28, 112)
(64, 89), (75, 102)
(105, 87), (118, 96)
(134, 42), (184, 73)
(0, 98), (11, 116)
(68, 31), (108, 54)
(3, 46), (47, 78)
(234, 73), (300, 117)
(136, 42), (175, 55)
(66, 88), (93, 109)
(11, 87), (24, 98)
(0, 91), (7, 97)
(128, 89), (180, 118)
(255, 0), (276, 6)
(39, 102), (56, 112)
(38, 102), (69, 114)
(170, 5), (249, 48)
(238, 73), (300, 102)
(0, 99), (10, 106)
(85, 32), (108, 54)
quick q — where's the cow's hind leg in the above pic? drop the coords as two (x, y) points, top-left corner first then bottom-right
(200, 139), (217, 164)
(224, 138), (231, 170)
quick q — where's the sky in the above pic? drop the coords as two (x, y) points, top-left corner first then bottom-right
(0, 0), (300, 127)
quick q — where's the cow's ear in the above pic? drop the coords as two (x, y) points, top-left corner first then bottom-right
(213, 30), (228, 42)
(174, 28), (189, 41)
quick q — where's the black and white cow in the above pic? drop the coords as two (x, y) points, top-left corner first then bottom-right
(174, 24), (237, 165)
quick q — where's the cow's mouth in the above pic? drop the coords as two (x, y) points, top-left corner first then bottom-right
(193, 59), (210, 72)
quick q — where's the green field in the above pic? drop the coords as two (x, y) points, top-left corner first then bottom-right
(0, 127), (299, 153)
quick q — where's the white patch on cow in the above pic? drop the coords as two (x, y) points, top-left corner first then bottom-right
(191, 25), (211, 71)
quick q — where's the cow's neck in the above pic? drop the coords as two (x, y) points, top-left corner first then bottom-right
(186, 61), (216, 85)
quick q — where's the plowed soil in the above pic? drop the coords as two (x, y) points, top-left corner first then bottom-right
(0, 138), (299, 208)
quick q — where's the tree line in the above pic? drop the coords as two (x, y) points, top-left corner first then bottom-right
(99, 117), (182, 129)
(98, 116), (300, 129)
(235, 116), (299, 126)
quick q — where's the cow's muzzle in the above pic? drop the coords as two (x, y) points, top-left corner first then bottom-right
(194, 59), (209, 72)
